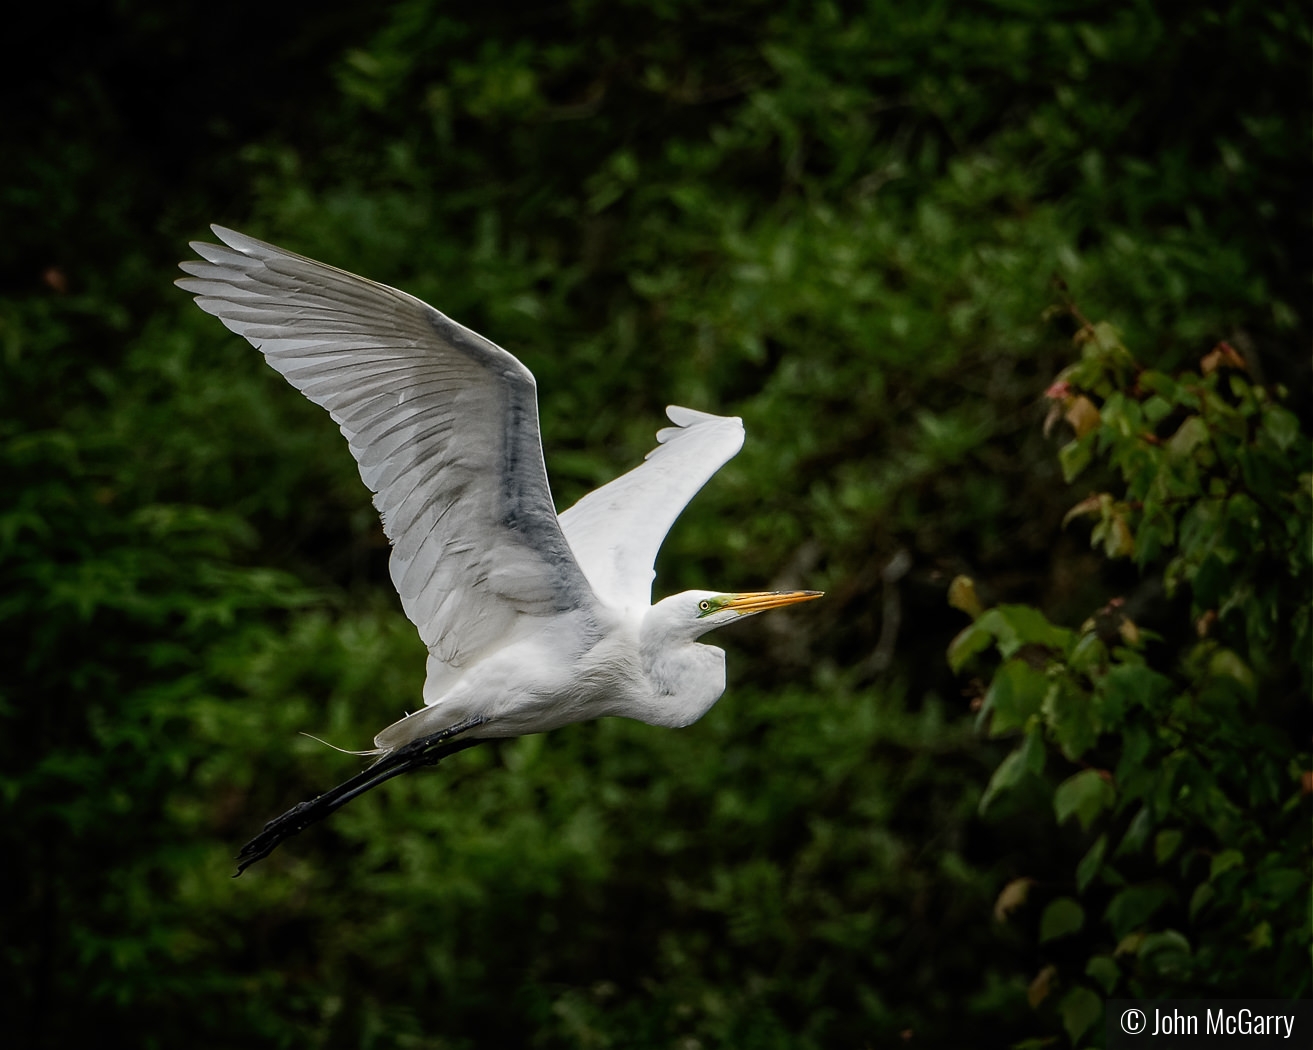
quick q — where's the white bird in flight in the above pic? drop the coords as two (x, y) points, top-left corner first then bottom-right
(177, 227), (821, 873)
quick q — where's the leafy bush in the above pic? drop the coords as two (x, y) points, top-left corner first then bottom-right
(951, 315), (1311, 1046)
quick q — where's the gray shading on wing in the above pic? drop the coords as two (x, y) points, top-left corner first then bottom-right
(558, 406), (744, 616)
(177, 226), (595, 674)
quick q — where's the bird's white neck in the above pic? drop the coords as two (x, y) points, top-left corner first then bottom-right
(634, 605), (727, 728)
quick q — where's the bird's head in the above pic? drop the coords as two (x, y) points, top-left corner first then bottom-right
(654, 588), (824, 642)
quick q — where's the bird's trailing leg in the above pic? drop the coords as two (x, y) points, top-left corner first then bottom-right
(234, 717), (488, 875)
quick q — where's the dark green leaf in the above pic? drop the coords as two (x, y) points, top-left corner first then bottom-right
(1039, 897), (1085, 942)
(1105, 885), (1172, 939)
(979, 730), (1046, 814)
(1077, 833), (1108, 893)
(1059, 986), (1103, 1045)
(1054, 769), (1115, 830)
(1084, 954), (1120, 995)
(947, 620), (993, 673)
(983, 659), (1049, 736)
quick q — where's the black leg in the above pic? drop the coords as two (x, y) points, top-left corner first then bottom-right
(234, 717), (488, 875)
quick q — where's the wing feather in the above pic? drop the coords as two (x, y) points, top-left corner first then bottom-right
(177, 226), (594, 673)
(558, 406), (744, 615)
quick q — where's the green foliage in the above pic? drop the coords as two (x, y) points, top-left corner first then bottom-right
(954, 318), (1311, 1044)
(2, 1), (1309, 1047)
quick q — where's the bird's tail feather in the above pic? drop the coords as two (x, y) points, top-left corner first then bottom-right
(234, 717), (487, 875)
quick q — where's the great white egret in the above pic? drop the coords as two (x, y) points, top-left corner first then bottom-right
(177, 227), (821, 873)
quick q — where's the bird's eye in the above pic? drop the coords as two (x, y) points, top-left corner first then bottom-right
(698, 599), (711, 611)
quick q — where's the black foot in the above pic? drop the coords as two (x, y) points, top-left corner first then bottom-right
(234, 717), (488, 875)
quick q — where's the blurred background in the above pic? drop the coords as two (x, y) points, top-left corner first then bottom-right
(1, 2), (1308, 1047)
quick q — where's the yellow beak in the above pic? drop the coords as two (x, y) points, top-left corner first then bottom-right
(725, 590), (824, 615)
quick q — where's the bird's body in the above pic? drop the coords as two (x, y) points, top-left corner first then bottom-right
(380, 593), (721, 747)
(177, 227), (820, 872)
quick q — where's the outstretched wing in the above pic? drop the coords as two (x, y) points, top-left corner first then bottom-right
(177, 226), (594, 673)
(558, 406), (744, 615)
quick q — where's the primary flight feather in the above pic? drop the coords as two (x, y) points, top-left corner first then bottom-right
(177, 227), (821, 873)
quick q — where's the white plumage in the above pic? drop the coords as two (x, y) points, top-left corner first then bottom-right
(177, 227), (820, 872)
